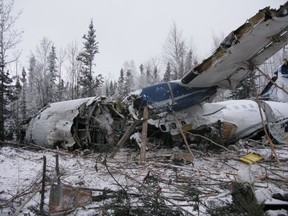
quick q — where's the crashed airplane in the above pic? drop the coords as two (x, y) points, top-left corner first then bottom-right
(24, 2), (288, 149)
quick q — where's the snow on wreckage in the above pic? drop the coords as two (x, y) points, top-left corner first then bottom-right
(24, 96), (124, 149)
(127, 2), (288, 146)
(23, 2), (288, 150)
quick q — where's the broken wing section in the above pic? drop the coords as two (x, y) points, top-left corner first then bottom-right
(181, 3), (288, 89)
(25, 97), (124, 149)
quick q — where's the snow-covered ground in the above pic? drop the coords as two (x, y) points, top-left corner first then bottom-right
(0, 141), (287, 215)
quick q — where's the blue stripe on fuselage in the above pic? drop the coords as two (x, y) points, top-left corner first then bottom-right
(139, 81), (217, 112)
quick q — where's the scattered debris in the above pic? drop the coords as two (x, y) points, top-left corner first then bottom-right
(170, 151), (194, 165)
(49, 184), (92, 215)
(1, 143), (288, 215)
(239, 153), (263, 165)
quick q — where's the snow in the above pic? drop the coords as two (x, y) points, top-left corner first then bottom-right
(0, 141), (288, 215)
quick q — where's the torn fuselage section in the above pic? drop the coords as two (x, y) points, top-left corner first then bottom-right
(24, 96), (125, 149)
(148, 100), (264, 144)
(148, 99), (288, 145)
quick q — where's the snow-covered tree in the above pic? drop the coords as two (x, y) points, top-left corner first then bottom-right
(57, 48), (66, 101)
(46, 45), (58, 102)
(19, 67), (27, 121)
(163, 62), (172, 82)
(143, 57), (161, 85)
(123, 69), (133, 96)
(122, 60), (137, 95)
(77, 20), (103, 97)
(184, 49), (197, 74)
(163, 23), (198, 80)
(163, 22), (187, 79)
(66, 41), (81, 99)
(116, 68), (125, 98)
(0, 0), (22, 141)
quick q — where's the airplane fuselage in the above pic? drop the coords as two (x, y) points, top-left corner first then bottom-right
(131, 80), (217, 113)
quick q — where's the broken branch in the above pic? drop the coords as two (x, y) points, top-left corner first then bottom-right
(172, 111), (194, 159)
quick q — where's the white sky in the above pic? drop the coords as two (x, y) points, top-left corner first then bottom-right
(13, 0), (287, 80)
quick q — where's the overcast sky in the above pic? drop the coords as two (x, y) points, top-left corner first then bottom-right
(13, 0), (287, 80)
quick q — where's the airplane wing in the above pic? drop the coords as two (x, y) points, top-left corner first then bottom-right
(181, 2), (288, 89)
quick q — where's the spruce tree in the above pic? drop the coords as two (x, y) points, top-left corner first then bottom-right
(117, 68), (125, 98)
(77, 20), (103, 97)
(12, 75), (22, 139)
(46, 45), (58, 102)
(163, 62), (172, 82)
(0, 0), (22, 141)
(19, 67), (27, 121)
(123, 69), (132, 96)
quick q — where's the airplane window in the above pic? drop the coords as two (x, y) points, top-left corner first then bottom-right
(160, 124), (167, 132)
(170, 123), (177, 129)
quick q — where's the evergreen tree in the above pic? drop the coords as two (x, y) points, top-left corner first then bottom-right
(163, 62), (172, 82)
(12, 74), (21, 139)
(139, 64), (144, 75)
(46, 45), (58, 102)
(0, 69), (20, 140)
(58, 79), (65, 101)
(0, 0), (22, 141)
(117, 68), (125, 98)
(111, 80), (117, 96)
(77, 19), (103, 97)
(152, 65), (160, 84)
(122, 60), (136, 95)
(145, 65), (152, 85)
(123, 69), (133, 96)
(19, 67), (27, 121)
(185, 49), (194, 73)
(106, 80), (116, 97)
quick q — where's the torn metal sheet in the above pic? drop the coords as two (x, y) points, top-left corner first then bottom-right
(260, 100), (288, 144)
(24, 96), (124, 149)
(181, 3), (288, 89)
(49, 183), (92, 215)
